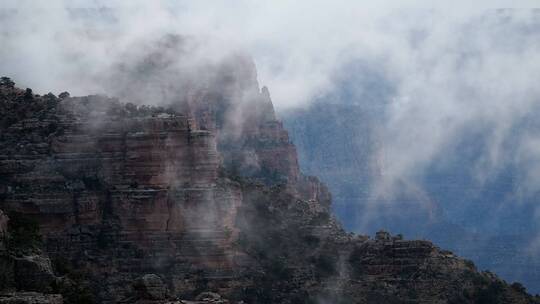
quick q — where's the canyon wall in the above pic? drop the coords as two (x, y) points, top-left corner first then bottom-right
(0, 68), (537, 304)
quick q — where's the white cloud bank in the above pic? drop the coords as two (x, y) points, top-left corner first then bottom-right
(0, 1), (538, 106)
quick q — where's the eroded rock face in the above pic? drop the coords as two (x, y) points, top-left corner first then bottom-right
(99, 36), (330, 206)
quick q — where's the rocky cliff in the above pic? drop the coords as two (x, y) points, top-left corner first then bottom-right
(281, 58), (540, 294)
(0, 68), (538, 304)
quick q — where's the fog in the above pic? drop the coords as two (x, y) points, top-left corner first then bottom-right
(2, 1), (538, 105)
(2, 0), (540, 251)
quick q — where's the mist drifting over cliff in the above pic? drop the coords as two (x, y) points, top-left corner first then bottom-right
(3, 0), (540, 299)
(3, 0), (540, 257)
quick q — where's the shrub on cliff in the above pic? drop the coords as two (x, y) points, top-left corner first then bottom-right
(0, 77), (15, 88)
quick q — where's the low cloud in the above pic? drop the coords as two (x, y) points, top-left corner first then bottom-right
(1, 1), (538, 106)
(2, 1), (540, 245)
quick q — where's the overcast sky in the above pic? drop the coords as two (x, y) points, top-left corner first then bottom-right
(0, 1), (538, 107)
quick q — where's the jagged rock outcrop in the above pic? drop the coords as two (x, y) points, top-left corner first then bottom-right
(0, 67), (538, 304)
